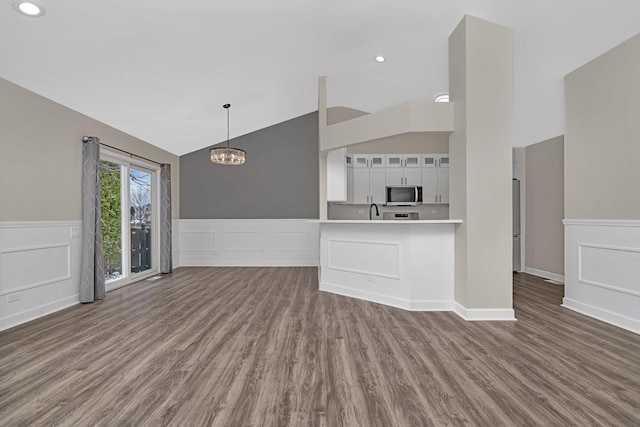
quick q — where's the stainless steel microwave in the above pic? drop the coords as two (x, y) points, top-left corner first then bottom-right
(386, 186), (423, 206)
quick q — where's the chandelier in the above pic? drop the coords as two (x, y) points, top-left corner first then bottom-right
(210, 103), (246, 165)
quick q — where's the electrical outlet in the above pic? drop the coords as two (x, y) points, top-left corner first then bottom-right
(357, 210), (365, 214)
(366, 276), (376, 283)
(71, 227), (81, 238)
(431, 209), (438, 214)
(7, 293), (20, 303)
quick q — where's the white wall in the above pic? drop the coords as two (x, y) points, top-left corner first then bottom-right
(176, 219), (319, 267)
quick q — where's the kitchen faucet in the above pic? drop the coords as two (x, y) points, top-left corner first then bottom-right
(369, 203), (379, 220)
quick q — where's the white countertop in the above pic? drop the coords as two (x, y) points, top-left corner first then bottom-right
(310, 219), (463, 224)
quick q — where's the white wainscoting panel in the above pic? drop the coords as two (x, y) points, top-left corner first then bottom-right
(328, 239), (399, 279)
(564, 220), (640, 334)
(0, 221), (82, 332)
(224, 232), (262, 252)
(176, 219), (319, 267)
(171, 219), (180, 268)
(1, 244), (71, 294)
(273, 232), (308, 252)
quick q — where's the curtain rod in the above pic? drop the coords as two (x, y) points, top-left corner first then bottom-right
(83, 136), (164, 166)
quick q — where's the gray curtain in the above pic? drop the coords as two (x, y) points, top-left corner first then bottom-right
(159, 163), (173, 274)
(80, 137), (105, 302)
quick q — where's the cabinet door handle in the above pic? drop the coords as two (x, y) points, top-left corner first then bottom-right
(435, 195), (438, 203)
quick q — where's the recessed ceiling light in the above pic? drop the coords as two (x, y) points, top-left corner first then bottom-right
(434, 93), (450, 103)
(375, 56), (385, 63)
(12, 1), (45, 17)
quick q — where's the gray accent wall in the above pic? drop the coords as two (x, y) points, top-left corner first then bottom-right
(180, 112), (319, 219)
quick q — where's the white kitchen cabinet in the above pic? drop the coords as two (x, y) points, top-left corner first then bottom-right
(404, 154), (421, 167)
(423, 155), (438, 168)
(405, 168), (422, 185)
(353, 169), (370, 204)
(385, 154), (421, 168)
(370, 154), (385, 168)
(385, 164), (422, 186)
(352, 154), (369, 168)
(422, 154), (448, 168)
(385, 154), (422, 185)
(421, 168), (438, 203)
(352, 168), (385, 204)
(352, 154), (385, 168)
(327, 148), (347, 202)
(369, 169), (386, 204)
(385, 168), (404, 186)
(421, 163), (449, 204)
(438, 168), (449, 203)
(386, 154), (403, 168)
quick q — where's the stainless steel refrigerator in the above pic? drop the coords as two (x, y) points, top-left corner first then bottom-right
(513, 179), (521, 272)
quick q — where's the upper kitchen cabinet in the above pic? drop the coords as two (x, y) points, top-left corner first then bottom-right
(385, 154), (421, 168)
(327, 148), (348, 202)
(422, 154), (449, 168)
(353, 154), (385, 168)
(422, 156), (449, 204)
(352, 168), (385, 204)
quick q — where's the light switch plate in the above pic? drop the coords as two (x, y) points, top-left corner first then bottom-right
(71, 227), (81, 238)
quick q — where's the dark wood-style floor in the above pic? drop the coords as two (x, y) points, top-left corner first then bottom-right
(1, 268), (639, 426)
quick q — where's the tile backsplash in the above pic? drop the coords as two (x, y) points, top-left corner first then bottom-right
(328, 203), (449, 220)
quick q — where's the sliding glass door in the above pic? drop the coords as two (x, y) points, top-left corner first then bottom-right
(100, 151), (159, 290)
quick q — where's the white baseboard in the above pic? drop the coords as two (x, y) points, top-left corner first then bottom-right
(320, 282), (452, 312)
(562, 298), (640, 335)
(0, 294), (79, 332)
(183, 260), (318, 267)
(523, 267), (565, 283)
(453, 302), (516, 321)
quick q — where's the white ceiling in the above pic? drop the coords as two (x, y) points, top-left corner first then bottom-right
(2, 1), (640, 156)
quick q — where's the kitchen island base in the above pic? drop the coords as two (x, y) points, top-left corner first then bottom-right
(317, 220), (461, 311)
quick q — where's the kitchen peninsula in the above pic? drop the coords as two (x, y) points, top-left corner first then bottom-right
(314, 219), (462, 310)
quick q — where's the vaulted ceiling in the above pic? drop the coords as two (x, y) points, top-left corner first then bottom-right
(2, 1), (639, 155)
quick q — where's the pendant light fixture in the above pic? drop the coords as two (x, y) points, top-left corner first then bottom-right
(210, 103), (246, 165)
